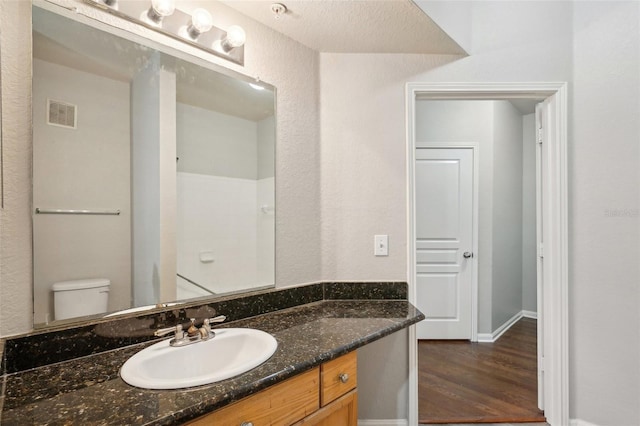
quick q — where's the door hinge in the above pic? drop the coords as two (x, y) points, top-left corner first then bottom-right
(537, 127), (543, 144)
(540, 356), (545, 372)
(538, 243), (544, 259)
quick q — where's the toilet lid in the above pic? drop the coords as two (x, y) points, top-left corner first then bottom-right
(52, 278), (110, 291)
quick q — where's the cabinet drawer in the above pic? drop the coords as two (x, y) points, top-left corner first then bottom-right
(188, 368), (319, 426)
(320, 351), (357, 406)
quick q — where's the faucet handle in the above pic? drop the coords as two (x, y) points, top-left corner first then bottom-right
(205, 315), (226, 324)
(154, 323), (183, 338)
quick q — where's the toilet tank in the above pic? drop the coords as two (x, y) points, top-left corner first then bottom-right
(52, 278), (110, 320)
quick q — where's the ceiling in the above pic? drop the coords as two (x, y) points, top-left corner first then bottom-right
(220, 0), (466, 54)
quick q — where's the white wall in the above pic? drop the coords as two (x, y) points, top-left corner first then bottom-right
(177, 173), (261, 294)
(131, 58), (177, 306)
(571, 2), (640, 424)
(522, 113), (537, 312)
(176, 103), (258, 179)
(32, 59), (131, 323)
(175, 103), (274, 294)
(491, 100), (524, 329)
(320, 1), (640, 424)
(257, 115), (275, 180)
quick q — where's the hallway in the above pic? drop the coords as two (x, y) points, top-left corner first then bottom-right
(418, 318), (545, 424)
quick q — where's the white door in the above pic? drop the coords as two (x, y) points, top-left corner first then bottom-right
(415, 148), (475, 340)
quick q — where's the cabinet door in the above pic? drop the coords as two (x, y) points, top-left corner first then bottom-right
(320, 351), (357, 406)
(188, 368), (319, 426)
(293, 390), (357, 426)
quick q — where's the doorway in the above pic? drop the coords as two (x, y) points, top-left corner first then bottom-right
(414, 100), (540, 423)
(406, 83), (569, 426)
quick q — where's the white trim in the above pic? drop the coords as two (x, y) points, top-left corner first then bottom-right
(570, 419), (600, 426)
(405, 83), (419, 426)
(477, 310), (530, 343)
(358, 420), (408, 426)
(414, 143), (479, 342)
(476, 333), (494, 343)
(406, 82), (569, 426)
(523, 309), (538, 319)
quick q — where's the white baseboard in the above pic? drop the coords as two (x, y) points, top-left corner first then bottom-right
(358, 420), (408, 426)
(522, 309), (538, 319)
(477, 310), (533, 343)
(570, 419), (600, 426)
(477, 333), (494, 342)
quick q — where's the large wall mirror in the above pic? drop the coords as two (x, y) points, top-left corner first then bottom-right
(32, 4), (276, 327)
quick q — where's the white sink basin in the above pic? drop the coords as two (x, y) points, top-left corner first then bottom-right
(120, 328), (277, 389)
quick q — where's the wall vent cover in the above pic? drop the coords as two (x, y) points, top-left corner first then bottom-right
(47, 99), (77, 129)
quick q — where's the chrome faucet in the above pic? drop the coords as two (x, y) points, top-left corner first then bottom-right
(154, 315), (226, 347)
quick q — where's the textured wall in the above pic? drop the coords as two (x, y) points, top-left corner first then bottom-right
(0, 0), (33, 336)
(571, 2), (640, 424)
(0, 0), (320, 335)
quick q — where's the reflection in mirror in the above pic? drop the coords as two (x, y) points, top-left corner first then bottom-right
(32, 5), (275, 328)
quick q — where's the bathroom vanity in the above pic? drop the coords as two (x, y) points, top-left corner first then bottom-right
(0, 282), (423, 425)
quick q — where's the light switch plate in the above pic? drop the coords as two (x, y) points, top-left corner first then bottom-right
(374, 235), (389, 256)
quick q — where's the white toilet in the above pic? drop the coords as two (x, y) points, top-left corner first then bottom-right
(52, 278), (110, 320)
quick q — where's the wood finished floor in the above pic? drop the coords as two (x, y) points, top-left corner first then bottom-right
(418, 318), (546, 424)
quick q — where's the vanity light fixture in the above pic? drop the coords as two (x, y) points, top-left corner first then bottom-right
(84, 0), (246, 65)
(249, 83), (265, 91)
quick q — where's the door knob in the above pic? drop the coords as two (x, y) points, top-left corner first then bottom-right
(463, 252), (473, 258)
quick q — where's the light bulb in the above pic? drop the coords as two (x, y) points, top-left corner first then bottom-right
(151, 0), (175, 17)
(186, 8), (213, 39)
(222, 25), (246, 50)
(191, 8), (213, 33)
(146, 0), (175, 24)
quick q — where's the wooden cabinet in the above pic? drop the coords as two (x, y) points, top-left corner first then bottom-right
(187, 352), (357, 426)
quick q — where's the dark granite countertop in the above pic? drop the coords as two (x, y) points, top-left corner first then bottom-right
(1, 299), (423, 425)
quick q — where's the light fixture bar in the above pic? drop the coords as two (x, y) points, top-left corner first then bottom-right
(84, 0), (245, 66)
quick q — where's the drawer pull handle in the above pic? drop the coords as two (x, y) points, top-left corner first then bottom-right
(339, 373), (349, 383)
(240, 422), (254, 426)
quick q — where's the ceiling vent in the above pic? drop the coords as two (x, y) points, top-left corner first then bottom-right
(47, 99), (77, 129)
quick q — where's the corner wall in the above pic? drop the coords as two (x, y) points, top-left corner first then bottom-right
(490, 100), (524, 329)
